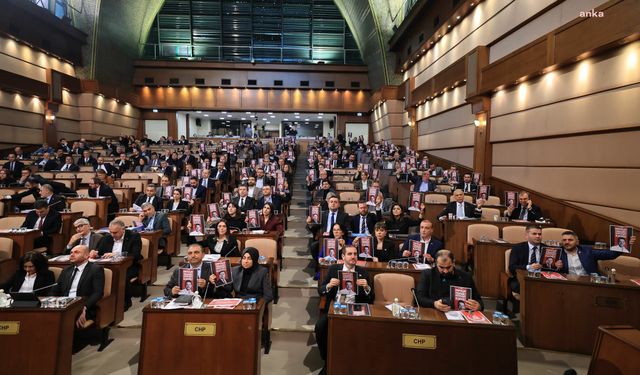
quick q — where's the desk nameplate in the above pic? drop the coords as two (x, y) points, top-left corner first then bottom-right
(0, 321), (20, 335)
(184, 322), (216, 336)
(402, 334), (436, 349)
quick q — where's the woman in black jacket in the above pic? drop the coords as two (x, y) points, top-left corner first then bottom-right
(222, 202), (246, 232)
(200, 219), (240, 257)
(353, 221), (397, 262)
(2, 251), (55, 296)
(384, 203), (424, 234)
(225, 247), (273, 303)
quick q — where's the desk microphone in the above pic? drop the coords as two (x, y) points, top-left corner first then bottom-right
(224, 245), (238, 258)
(411, 287), (421, 313)
(32, 282), (58, 293)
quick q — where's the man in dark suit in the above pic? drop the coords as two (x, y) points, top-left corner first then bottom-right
(505, 191), (543, 221)
(59, 156), (80, 172)
(77, 150), (97, 168)
(256, 185), (282, 212)
(438, 189), (483, 220)
(52, 244), (104, 327)
(199, 169), (216, 191)
(401, 219), (444, 262)
(349, 202), (379, 236)
(508, 224), (544, 294)
(253, 167), (272, 189)
(65, 218), (103, 254)
(211, 162), (230, 183)
(454, 173), (478, 193)
(164, 244), (229, 298)
(306, 194), (350, 272)
(95, 156), (116, 176)
(188, 177), (207, 200)
(411, 172), (436, 192)
(416, 250), (483, 311)
(139, 202), (172, 247)
(4, 153), (24, 179)
(133, 185), (163, 211)
(21, 199), (62, 252)
(233, 184), (255, 212)
(558, 231), (624, 275)
(315, 245), (373, 367)
(38, 184), (66, 212)
(115, 153), (131, 175)
(88, 178), (119, 220)
(96, 219), (142, 309)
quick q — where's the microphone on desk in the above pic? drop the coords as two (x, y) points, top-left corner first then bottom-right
(224, 246), (238, 258)
(411, 288), (421, 314)
(32, 282), (58, 293)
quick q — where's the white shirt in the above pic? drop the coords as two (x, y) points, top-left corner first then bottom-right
(112, 238), (124, 255)
(171, 201), (180, 211)
(566, 251), (587, 276)
(69, 261), (89, 297)
(456, 202), (466, 219)
(255, 178), (264, 188)
(525, 243), (541, 271)
(33, 217), (45, 230)
(19, 273), (37, 293)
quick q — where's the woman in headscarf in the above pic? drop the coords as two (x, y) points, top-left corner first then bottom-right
(228, 247), (273, 304)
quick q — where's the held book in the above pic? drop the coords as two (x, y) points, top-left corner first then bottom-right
(212, 259), (233, 287)
(207, 203), (221, 221)
(162, 185), (174, 200)
(358, 236), (374, 260)
(309, 206), (321, 224)
(408, 192), (423, 211)
(540, 246), (563, 271)
(540, 271), (567, 280)
(178, 268), (198, 295)
(189, 214), (205, 236)
(182, 186), (193, 202)
(222, 192), (232, 206)
(609, 225), (633, 253)
(504, 191), (518, 208)
(347, 303), (371, 317)
(246, 209), (261, 229)
(450, 286), (472, 311)
(366, 187), (378, 206)
(322, 238), (338, 260)
(409, 240), (424, 259)
(477, 185), (491, 201)
(461, 311), (491, 324)
(338, 271), (358, 295)
(473, 172), (482, 185)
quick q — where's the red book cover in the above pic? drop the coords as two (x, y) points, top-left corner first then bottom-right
(410, 240), (423, 258)
(246, 209), (261, 229)
(309, 206), (321, 225)
(207, 204), (221, 220)
(473, 172), (482, 185)
(609, 225), (633, 253)
(222, 192), (232, 205)
(477, 185), (490, 201)
(504, 191), (518, 208)
(408, 192), (422, 211)
(178, 268), (198, 295)
(241, 167), (249, 180)
(338, 271), (357, 295)
(461, 311), (491, 324)
(358, 237), (373, 260)
(212, 259), (232, 286)
(163, 185), (174, 200)
(541, 246), (563, 270)
(367, 187), (378, 206)
(450, 286), (472, 310)
(189, 214), (204, 235)
(322, 238), (338, 259)
(182, 186), (193, 201)
(541, 271), (567, 280)
(630, 279), (640, 287)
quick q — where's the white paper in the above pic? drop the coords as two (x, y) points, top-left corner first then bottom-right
(203, 254), (221, 262)
(49, 255), (70, 262)
(384, 304), (393, 312)
(162, 301), (186, 310)
(132, 204), (142, 212)
(445, 311), (465, 321)
(413, 263), (431, 270)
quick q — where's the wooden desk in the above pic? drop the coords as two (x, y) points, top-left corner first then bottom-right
(0, 229), (41, 259)
(49, 257), (133, 325)
(319, 261), (422, 287)
(328, 304), (517, 374)
(138, 300), (264, 375)
(0, 299), (83, 375)
(67, 197), (111, 228)
(113, 187), (136, 208)
(473, 240), (513, 298)
(589, 326), (640, 375)
(519, 270), (640, 354)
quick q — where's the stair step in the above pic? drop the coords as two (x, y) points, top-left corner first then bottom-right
(270, 288), (319, 331)
(260, 331), (323, 375)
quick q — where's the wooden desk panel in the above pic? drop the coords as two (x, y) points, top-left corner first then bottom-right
(519, 270), (640, 354)
(473, 240), (513, 298)
(0, 299), (83, 375)
(589, 326), (640, 375)
(139, 301), (264, 375)
(328, 305), (517, 375)
(0, 229), (40, 259)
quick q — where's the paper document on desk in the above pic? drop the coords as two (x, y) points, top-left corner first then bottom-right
(49, 255), (70, 262)
(162, 301), (186, 310)
(208, 298), (242, 309)
(203, 254), (221, 262)
(413, 263), (431, 270)
(132, 204), (142, 212)
(540, 271), (567, 280)
(445, 311), (465, 321)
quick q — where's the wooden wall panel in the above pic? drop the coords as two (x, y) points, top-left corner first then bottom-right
(190, 87), (216, 108)
(215, 88), (242, 109)
(418, 125), (475, 150)
(480, 37), (547, 91)
(267, 90), (290, 109)
(418, 105), (474, 136)
(241, 88), (268, 110)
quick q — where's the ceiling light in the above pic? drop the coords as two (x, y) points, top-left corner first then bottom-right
(241, 118), (246, 120)
(196, 110), (202, 113)
(227, 114), (232, 117)
(457, 15), (461, 20)
(266, 121), (271, 124)
(270, 115), (275, 118)
(268, 112), (273, 114)
(294, 115), (300, 118)
(245, 111), (251, 114)
(357, 113), (362, 116)
(262, 118), (267, 120)
(221, 111), (227, 114)
(283, 118), (289, 121)
(152, 109), (158, 113)
(204, 114), (209, 117)
(219, 117), (225, 120)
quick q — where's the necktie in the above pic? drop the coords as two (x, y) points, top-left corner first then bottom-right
(216, 171), (220, 179)
(80, 237), (86, 245)
(147, 197), (151, 203)
(203, 179), (207, 188)
(360, 216), (366, 233)
(240, 197), (244, 207)
(519, 208), (527, 220)
(456, 203), (465, 219)
(530, 246), (538, 264)
(10, 162), (14, 171)
(37, 218), (43, 229)
(63, 164), (68, 171)
(465, 183), (469, 192)
(67, 267), (79, 294)
(327, 212), (335, 233)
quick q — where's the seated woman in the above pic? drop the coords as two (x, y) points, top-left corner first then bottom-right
(133, 157), (150, 173)
(259, 203), (283, 234)
(1, 251), (55, 296)
(320, 223), (351, 261)
(353, 221), (396, 262)
(223, 202), (246, 233)
(199, 219), (240, 257)
(223, 247), (273, 304)
(166, 188), (190, 212)
(384, 203), (424, 234)
(0, 169), (16, 187)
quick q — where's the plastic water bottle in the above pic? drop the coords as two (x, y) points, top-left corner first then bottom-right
(192, 291), (203, 309)
(333, 301), (341, 315)
(392, 298), (400, 317)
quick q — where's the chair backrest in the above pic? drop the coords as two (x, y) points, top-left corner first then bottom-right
(0, 201), (4, 217)
(121, 172), (140, 180)
(504, 249), (511, 276)
(343, 203), (359, 216)
(20, 192), (35, 204)
(335, 182), (355, 191)
(77, 172), (96, 184)
(39, 172), (54, 179)
(56, 180), (73, 189)
(244, 238), (277, 258)
(140, 238), (150, 259)
(103, 268), (112, 297)
(333, 175), (352, 182)
(113, 190), (125, 205)
(450, 194), (473, 203)
(467, 224), (499, 245)
(50, 266), (63, 280)
(0, 237), (13, 260)
(541, 227), (570, 243)
(122, 180), (144, 193)
(79, 166), (94, 172)
(339, 191), (361, 202)
(0, 189), (14, 197)
(70, 201), (97, 217)
(139, 172), (161, 184)
(435, 184), (451, 193)
(373, 273), (415, 305)
(502, 226), (526, 243)
(118, 215), (138, 227)
(481, 207), (501, 221)
(486, 195), (501, 206)
(55, 172), (76, 179)
(424, 194), (447, 204)
(598, 256), (640, 277)
(76, 188), (89, 197)
(0, 216), (26, 230)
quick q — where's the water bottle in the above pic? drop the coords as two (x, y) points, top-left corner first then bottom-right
(333, 301), (341, 315)
(192, 291), (203, 309)
(392, 298), (400, 318)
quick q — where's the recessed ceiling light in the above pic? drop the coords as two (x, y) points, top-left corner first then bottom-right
(294, 115), (300, 118)
(283, 118), (289, 121)
(204, 114), (209, 117)
(227, 114), (232, 117)
(245, 111), (251, 114)
(457, 15), (460, 20)
(318, 113), (324, 115)
(219, 117), (225, 120)
(294, 112), (299, 115)
(196, 110), (202, 113)
(304, 118), (309, 121)
(266, 121), (271, 124)
(152, 109), (158, 113)
(221, 111), (227, 114)
(262, 118), (267, 120)
(241, 118), (246, 120)
(267, 112), (273, 114)
(270, 115), (275, 118)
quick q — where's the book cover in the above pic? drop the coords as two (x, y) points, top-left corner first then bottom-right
(275, 175), (285, 193)
(222, 192), (232, 205)
(246, 209), (261, 229)
(630, 279), (640, 287)
(322, 238), (338, 260)
(191, 168), (202, 178)
(309, 206), (321, 225)
(178, 268), (198, 295)
(540, 246), (563, 270)
(609, 225), (633, 253)
(473, 172), (482, 185)
(358, 236), (374, 260)
(240, 167), (249, 180)
(181, 176), (190, 187)
(359, 163), (370, 173)
(477, 185), (491, 201)
(408, 192), (423, 211)
(338, 271), (357, 295)
(347, 303), (371, 317)
(208, 298), (243, 309)
(372, 169), (380, 180)
(504, 191), (518, 208)
(207, 203), (221, 221)
(410, 240), (424, 259)
(250, 159), (257, 168)
(189, 214), (205, 235)
(400, 162), (408, 173)
(366, 187), (378, 206)
(163, 185), (174, 200)
(541, 271), (568, 280)
(450, 286), (472, 311)
(182, 186), (193, 201)
(461, 311), (491, 324)
(213, 259), (232, 286)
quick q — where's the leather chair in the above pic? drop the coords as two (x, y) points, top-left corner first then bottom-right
(424, 194), (447, 204)
(0, 238), (16, 285)
(541, 227), (570, 243)
(465, 224), (499, 264)
(373, 273), (415, 305)
(502, 226), (526, 244)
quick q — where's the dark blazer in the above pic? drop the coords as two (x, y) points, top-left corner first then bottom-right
(95, 163), (116, 176)
(52, 262), (104, 320)
(349, 213), (378, 235)
(3, 160), (24, 179)
(508, 242), (536, 275)
(260, 214), (284, 234)
(88, 183), (119, 214)
(401, 235), (444, 260)
(77, 156), (98, 168)
(229, 265), (273, 304)
(412, 178), (436, 192)
(212, 169), (230, 183)
(318, 264), (373, 312)
(200, 236), (240, 257)
(163, 263), (230, 299)
(308, 210), (350, 237)
(42, 194), (66, 212)
(362, 237), (396, 262)
(115, 159), (131, 174)
(141, 212), (172, 247)
(233, 196), (255, 212)
(134, 194), (163, 211)
(190, 185), (206, 200)
(43, 159), (59, 171)
(96, 230), (142, 263)
(66, 232), (104, 254)
(558, 245), (621, 275)
(21, 209), (62, 236)
(416, 268), (483, 310)
(59, 163), (80, 172)
(437, 201), (482, 219)
(199, 177), (216, 191)
(2, 269), (55, 296)
(454, 182), (478, 193)
(508, 204), (543, 222)
(166, 200), (190, 212)
(384, 215), (421, 235)
(257, 195), (282, 212)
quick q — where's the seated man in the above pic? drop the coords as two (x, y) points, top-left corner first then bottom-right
(401, 219), (444, 263)
(257, 185), (282, 212)
(412, 172), (436, 193)
(188, 177), (207, 201)
(88, 177), (119, 221)
(65, 218), (103, 254)
(39, 184), (66, 212)
(133, 184), (163, 211)
(416, 250), (483, 311)
(95, 219), (142, 309)
(21, 199), (62, 252)
(349, 202), (378, 236)
(163, 243), (229, 298)
(59, 156), (80, 172)
(454, 173), (478, 193)
(508, 224), (545, 293)
(437, 189), (483, 220)
(138, 202), (172, 248)
(559, 231), (626, 275)
(52, 245), (104, 328)
(232, 184), (255, 212)
(504, 191), (542, 222)
(314, 245), (373, 370)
